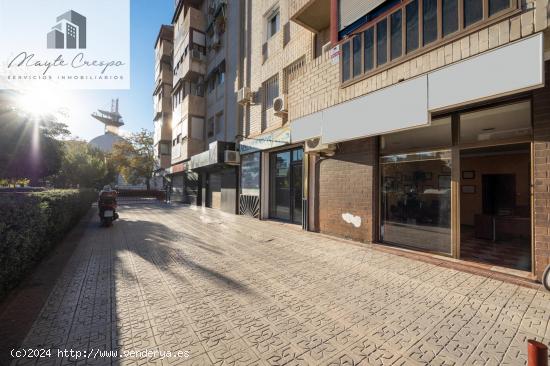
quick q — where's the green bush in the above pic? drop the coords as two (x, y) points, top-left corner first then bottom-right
(0, 189), (96, 299)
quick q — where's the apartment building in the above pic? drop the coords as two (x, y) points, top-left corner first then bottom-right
(237, 0), (319, 222)
(236, 0), (550, 283)
(153, 25), (174, 181)
(167, 0), (240, 212)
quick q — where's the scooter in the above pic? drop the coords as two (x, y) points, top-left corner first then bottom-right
(98, 189), (119, 227)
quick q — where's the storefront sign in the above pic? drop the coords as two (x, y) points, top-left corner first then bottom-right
(171, 162), (188, 174)
(239, 128), (291, 154)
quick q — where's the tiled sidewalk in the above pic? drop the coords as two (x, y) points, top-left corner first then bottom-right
(11, 204), (550, 365)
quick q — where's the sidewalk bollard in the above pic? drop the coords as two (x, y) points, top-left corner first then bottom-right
(528, 340), (548, 366)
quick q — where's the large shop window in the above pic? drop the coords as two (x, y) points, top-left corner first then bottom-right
(380, 118), (452, 255)
(240, 152), (261, 196)
(381, 150), (452, 255)
(341, 0), (516, 83)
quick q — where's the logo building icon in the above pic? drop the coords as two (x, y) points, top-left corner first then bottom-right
(47, 10), (86, 49)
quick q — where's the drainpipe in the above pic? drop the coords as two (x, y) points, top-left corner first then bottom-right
(330, 0), (339, 45)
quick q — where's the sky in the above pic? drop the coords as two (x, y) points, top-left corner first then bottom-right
(65, 0), (174, 141)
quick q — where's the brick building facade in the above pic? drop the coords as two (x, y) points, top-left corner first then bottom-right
(283, 0), (550, 283)
(160, 0), (550, 285)
(533, 61), (550, 280)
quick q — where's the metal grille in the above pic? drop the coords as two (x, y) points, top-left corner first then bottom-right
(239, 195), (260, 218)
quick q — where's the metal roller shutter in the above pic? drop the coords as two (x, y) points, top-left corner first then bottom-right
(339, 0), (387, 30)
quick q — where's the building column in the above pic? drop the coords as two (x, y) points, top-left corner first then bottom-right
(533, 60), (550, 281)
(330, 0), (338, 45)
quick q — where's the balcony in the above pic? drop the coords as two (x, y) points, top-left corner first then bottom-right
(155, 40), (173, 65)
(155, 66), (173, 91)
(173, 94), (205, 126)
(182, 6), (206, 34)
(178, 46), (207, 81)
(289, 0), (331, 32)
(153, 85), (173, 120)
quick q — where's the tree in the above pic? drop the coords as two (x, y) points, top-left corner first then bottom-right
(53, 140), (116, 188)
(110, 129), (155, 190)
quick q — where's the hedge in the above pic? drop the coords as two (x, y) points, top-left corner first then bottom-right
(0, 189), (96, 299)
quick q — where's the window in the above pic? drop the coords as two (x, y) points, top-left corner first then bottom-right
(353, 36), (362, 77)
(340, 0), (514, 83)
(364, 28), (374, 72)
(267, 9), (280, 39)
(283, 57), (305, 93)
(459, 101), (531, 144)
(215, 113), (223, 135)
(377, 19), (388, 66)
(406, 0), (419, 53)
(489, 0), (509, 16)
(342, 42), (351, 82)
(442, 0), (459, 37)
(423, 0), (438, 45)
(263, 75), (279, 109)
(390, 10), (402, 60)
(464, 0), (483, 27)
(160, 142), (170, 155)
(207, 118), (214, 138)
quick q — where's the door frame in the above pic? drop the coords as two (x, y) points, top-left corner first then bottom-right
(267, 146), (304, 224)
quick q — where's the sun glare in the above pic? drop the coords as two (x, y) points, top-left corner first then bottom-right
(16, 89), (67, 119)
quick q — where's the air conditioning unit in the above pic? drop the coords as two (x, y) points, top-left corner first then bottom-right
(237, 87), (252, 105)
(273, 94), (288, 117)
(224, 150), (240, 165)
(304, 137), (336, 155)
(212, 33), (221, 49)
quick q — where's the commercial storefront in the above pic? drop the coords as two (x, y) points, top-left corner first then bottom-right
(291, 34), (548, 278)
(190, 141), (238, 213)
(380, 99), (533, 272)
(238, 128), (306, 225)
(168, 141), (237, 212)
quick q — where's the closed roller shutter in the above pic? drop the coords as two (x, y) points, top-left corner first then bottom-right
(339, 0), (387, 30)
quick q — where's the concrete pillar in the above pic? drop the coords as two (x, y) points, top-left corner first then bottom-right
(330, 0), (338, 45)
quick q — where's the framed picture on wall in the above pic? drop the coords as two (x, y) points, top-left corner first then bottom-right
(438, 175), (451, 189)
(462, 171), (475, 179)
(462, 185), (476, 194)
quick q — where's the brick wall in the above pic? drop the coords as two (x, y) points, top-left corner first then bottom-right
(288, 0), (549, 122)
(246, 0), (315, 137)
(533, 60), (550, 281)
(317, 138), (378, 242)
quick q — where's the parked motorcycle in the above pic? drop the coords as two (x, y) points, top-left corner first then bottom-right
(98, 186), (119, 227)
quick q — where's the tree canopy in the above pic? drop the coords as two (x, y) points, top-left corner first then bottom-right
(53, 140), (116, 189)
(110, 129), (155, 189)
